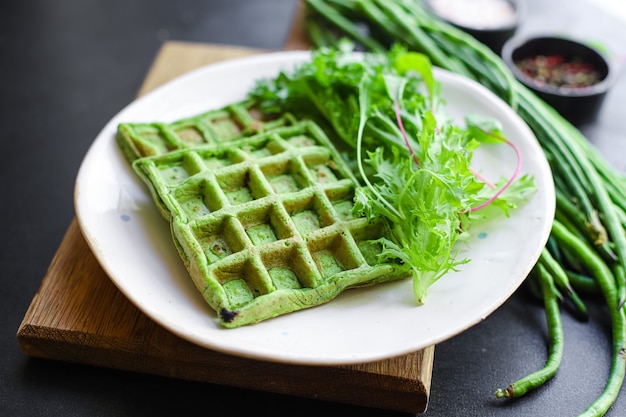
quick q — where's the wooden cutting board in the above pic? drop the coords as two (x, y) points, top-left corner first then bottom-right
(17, 9), (434, 413)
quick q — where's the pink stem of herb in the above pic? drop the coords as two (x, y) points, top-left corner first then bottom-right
(469, 131), (522, 212)
(394, 98), (420, 166)
(471, 168), (496, 189)
(394, 91), (516, 211)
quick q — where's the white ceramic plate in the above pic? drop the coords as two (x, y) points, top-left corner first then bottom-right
(75, 51), (554, 366)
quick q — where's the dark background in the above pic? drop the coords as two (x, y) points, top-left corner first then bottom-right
(2, 0), (626, 415)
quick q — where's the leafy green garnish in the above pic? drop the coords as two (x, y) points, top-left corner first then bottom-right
(249, 41), (536, 304)
(353, 115), (482, 304)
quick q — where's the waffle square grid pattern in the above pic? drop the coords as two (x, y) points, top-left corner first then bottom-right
(118, 101), (408, 327)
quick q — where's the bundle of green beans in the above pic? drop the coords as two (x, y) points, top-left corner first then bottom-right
(303, 0), (626, 415)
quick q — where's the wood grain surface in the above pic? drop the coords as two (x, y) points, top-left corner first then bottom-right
(17, 17), (434, 413)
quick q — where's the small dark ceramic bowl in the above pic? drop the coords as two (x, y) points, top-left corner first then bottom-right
(502, 35), (613, 125)
(425, 0), (522, 54)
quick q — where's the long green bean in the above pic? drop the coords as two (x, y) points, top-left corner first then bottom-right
(552, 220), (626, 417)
(540, 248), (588, 320)
(495, 261), (563, 398)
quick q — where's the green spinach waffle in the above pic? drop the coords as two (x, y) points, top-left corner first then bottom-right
(119, 103), (408, 327)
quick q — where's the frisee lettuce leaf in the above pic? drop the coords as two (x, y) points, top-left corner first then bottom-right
(249, 41), (536, 305)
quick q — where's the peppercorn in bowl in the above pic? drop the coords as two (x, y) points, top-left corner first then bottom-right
(502, 35), (614, 125)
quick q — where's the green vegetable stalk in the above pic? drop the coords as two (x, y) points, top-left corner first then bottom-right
(495, 256), (564, 399)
